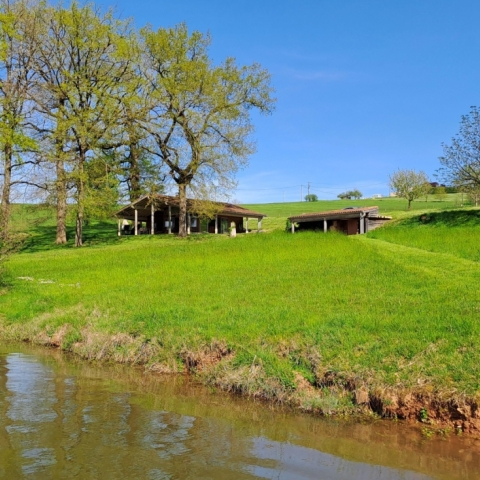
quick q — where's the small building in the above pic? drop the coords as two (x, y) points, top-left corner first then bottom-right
(115, 194), (266, 236)
(288, 206), (391, 235)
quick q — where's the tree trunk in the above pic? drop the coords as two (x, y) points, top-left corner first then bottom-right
(408, 199), (412, 210)
(74, 150), (85, 247)
(128, 138), (141, 202)
(75, 212), (83, 247)
(0, 144), (12, 240)
(178, 183), (187, 237)
(55, 160), (68, 244)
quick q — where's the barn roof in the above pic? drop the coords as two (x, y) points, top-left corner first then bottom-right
(289, 206), (379, 222)
(116, 194), (266, 219)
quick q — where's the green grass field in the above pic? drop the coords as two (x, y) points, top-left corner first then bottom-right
(2, 197), (480, 409)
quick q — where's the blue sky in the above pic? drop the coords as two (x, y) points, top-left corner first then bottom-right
(99, 0), (480, 203)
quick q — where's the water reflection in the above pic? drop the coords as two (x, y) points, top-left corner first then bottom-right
(0, 347), (479, 479)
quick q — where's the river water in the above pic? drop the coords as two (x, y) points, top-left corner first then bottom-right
(1, 344), (479, 479)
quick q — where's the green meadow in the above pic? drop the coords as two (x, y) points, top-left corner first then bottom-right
(1, 196), (480, 411)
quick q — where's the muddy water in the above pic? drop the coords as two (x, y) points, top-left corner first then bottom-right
(1, 345), (479, 479)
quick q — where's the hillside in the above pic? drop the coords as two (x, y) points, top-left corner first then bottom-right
(2, 196), (480, 433)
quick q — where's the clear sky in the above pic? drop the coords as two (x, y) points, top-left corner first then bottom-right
(98, 0), (480, 203)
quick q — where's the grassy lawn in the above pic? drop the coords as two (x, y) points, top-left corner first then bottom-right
(368, 209), (480, 262)
(2, 197), (480, 402)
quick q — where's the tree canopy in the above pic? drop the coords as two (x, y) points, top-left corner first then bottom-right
(389, 169), (430, 210)
(337, 189), (362, 200)
(438, 107), (480, 193)
(0, 1), (275, 243)
(141, 24), (275, 236)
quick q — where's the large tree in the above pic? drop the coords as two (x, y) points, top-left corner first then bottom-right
(33, 1), (133, 245)
(389, 169), (430, 210)
(0, 0), (40, 240)
(438, 107), (480, 193)
(102, 36), (158, 203)
(141, 24), (275, 237)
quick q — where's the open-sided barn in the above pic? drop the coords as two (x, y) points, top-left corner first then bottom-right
(115, 194), (266, 235)
(288, 206), (391, 235)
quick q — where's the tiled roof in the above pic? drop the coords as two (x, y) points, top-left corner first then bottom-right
(116, 194), (266, 219)
(289, 206), (379, 222)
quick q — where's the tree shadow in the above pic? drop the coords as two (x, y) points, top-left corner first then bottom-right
(401, 209), (480, 227)
(20, 220), (121, 254)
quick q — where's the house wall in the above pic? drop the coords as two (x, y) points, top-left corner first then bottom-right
(347, 218), (359, 235)
(119, 207), (252, 235)
(207, 216), (245, 234)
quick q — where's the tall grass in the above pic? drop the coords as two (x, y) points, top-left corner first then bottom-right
(368, 209), (480, 262)
(2, 227), (480, 394)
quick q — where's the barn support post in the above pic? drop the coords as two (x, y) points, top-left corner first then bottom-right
(168, 206), (172, 234)
(360, 213), (365, 234)
(323, 219), (327, 233)
(117, 219), (121, 236)
(187, 213), (191, 235)
(150, 202), (155, 235)
(258, 217), (263, 231)
(134, 209), (138, 236)
(246, 218), (249, 233)
(215, 215), (218, 234)
(291, 221), (295, 233)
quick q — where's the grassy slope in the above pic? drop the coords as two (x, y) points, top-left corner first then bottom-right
(2, 197), (480, 401)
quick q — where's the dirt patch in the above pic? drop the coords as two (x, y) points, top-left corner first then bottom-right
(181, 340), (233, 373)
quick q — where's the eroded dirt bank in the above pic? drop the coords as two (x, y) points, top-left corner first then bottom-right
(2, 321), (479, 436)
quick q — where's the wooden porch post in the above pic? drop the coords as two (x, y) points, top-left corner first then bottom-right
(323, 219), (327, 233)
(246, 218), (249, 233)
(134, 209), (138, 236)
(215, 215), (218, 234)
(258, 217), (263, 231)
(291, 222), (295, 233)
(150, 202), (155, 235)
(360, 214), (365, 234)
(168, 206), (172, 234)
(187, 213), (191, 235)
(117, 219), (121, 236)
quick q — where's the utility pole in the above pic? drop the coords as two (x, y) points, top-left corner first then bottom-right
(307, 182), (311, 197)
(300, 185), (303, 201)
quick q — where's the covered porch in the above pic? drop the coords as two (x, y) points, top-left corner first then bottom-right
(115, 194), (266, 236)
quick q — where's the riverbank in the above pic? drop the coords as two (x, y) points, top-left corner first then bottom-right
(2, 202), (480, 435)
(4, 345), (479, 480)
(1, 317), (479, 436)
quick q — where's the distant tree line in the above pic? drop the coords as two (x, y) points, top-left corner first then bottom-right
(337, 189), (362, 200)
(0, 0), (275, 244)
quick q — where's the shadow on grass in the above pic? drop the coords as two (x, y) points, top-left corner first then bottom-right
(398, 209), (480, 227)
(20, 220), (121, 254)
